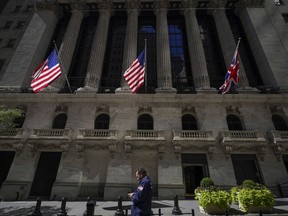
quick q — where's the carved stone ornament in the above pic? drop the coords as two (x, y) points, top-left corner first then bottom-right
(97, 0), (114, 10)
(182, 106), (196, 115)
(226, 105), (240, 114)
(180, 0), (197, 9)
(126, 0), (141, 9)
(208, 0), (227, 8)
(240, 0), (265, 7)
(55, 105), (68, 113)
(270, 105), (284, 114)
(96, 105), (109, 114)
(153, 0), (169, 9)
(36, 1), (60, 11)
(138, 106), (152, 115)
(125, 144), (132, 153)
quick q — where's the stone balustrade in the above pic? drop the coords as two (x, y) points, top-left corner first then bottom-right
(0, 128), (24, 137)
(30, 129), (72, 139)
(77, 129), (117, 139)
(125, 130), (165, 140)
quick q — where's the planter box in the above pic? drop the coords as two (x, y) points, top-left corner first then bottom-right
(239, 201), (272, 213)
(199, 205), (229, 215)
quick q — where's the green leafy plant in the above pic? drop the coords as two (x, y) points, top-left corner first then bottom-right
(0, 106), (22, 128)
(238, 188), (275, 212)
(232, 180), (275, 213)
(198, 190), (232, 211)
(230, 186), (240, 203)
(200, 177), (215, 188)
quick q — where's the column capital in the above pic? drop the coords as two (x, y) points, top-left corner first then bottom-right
(237, 0), (265, 8)
(153, 0), (169, 10)
(125, 0), (141, 10)
(70, 1), (88, 11)
(207, 0), (228, 8)
(36, 1), (61, 11)
(180, 0), (197, 9)
(97, 0), (114, 10)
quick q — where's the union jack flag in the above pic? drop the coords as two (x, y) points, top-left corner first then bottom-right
(219, 39), (240, 94)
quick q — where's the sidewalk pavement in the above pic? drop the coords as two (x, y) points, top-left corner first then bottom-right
(0, 198), (288, 216)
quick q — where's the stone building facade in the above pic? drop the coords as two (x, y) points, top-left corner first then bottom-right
(0, 0), (288, 201)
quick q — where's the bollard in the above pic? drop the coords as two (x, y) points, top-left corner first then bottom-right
(191, 209), (195, 216)
(158, 208), (162, 216)
(259, 210), (263, 216)
(115, 196), (124, 216)
(125, 208), (128, 216)
(31, 198), (43, 216)
(83, 197), (95, 216)
(15, 192), (20, 201)
(57, 197), (68, 216)
(225, 209), (229, 216)
(172, 194), (182, 215)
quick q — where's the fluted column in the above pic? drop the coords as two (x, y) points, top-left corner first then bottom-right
(154, 1), (176, 93)
(116, 0), (140, 93)
(209, 1), (250, 89)
(182, 0), (212, 91)
(0, 2), (60, 90)
(50, 3), (84, 90)
(79, 1), (113, 92)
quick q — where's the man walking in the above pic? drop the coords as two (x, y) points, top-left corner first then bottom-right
(128, 168), (152, 216)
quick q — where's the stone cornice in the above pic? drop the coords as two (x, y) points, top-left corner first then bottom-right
(125, 0), (141, 10)
(180, 0), (197, 9)
(97, 0), (114, 10)
(153, 0), (169, 9)
(208, 0), (228, 8)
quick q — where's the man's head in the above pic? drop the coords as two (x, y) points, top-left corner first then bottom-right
(135, 168), (147, 181)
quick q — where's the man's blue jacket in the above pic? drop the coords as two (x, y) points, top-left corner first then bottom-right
(131, 176), (152, 216)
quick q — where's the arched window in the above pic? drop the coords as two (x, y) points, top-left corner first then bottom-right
(52, 113), (67, 129)
(138, 114), (153, 130)
(94, 114), (110, 129)
(13, 113), (26, 128)
(272, 114), (288, 131)
(226, 114), (243, 130)
(182, 114), (198, 130)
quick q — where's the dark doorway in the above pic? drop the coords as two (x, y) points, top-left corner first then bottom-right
(231, 154), (263, 185)
(0, 151), (15, 189)
(29, 152), (62, 198)
(181, 154), (209, 198)
(183, 165), (203, 195)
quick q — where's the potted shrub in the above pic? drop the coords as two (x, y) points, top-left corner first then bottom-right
(234, 180), (275, 213)
(195, 178), (232, 215)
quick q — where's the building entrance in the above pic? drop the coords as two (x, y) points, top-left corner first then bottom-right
(29, 152), (61, 198)
(181, 154), (209, 198)
(231, 154), (263, 185)
(0, 151), (15, 189)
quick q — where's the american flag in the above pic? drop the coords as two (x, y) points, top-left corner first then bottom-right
(219, 40), (240, 94)
(31, 48), (62, 93)
(123, 49), (145, 93)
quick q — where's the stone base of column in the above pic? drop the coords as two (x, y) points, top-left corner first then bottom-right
(237, 86), (260, 94)
(196, 86), (218, 94)
(75, 86), (97, 93)
(41, 85), (60, 93)
(155, 87), (177, 94)
(115, 86), (133, 94)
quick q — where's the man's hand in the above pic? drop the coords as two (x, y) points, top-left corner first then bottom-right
(128, 192), (134, 199)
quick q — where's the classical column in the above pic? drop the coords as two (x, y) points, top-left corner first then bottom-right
(235, 1), (288, 92)
(154, 0), (176, 93)
(209, 0), (251, 91)
(0, 2), (60, 91)
(182, 0), (213, 92)
(78, 1), (113, 92)
(116, 0), (140, 93)
(50, 3), (85, 91)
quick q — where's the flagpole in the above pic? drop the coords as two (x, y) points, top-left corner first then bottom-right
(236, 37), (241, 50)
(144, 39), (147, 94)
(53, 41), (72, 93)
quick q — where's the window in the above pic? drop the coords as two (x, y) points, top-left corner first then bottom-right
(282, 13), (288, 23)
(272, 114), (288, 131)
(13, 113), (26, 128)
(226, 114), (243, 130)
(3, 21), (13, 29)
(138, 114), (153, 130)
(5, 39), (16, 48)
(0, 39), (3, 46)
(182, 114), (198, 130)
(11, 5), (21, 13)
(23, 5), (33, 13)
(168, 11), (193, 93)
(0, 59), (5, 70)
(283, 155), (288, 173)
(15, 21), (25, 29)
(137, 11), (157, 93)
(197, 10), (226, 89)
(100, 12), (126, 93)
(52, 113), (67, 129)
(94, 114), (110, 129)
